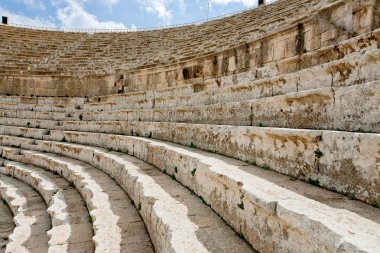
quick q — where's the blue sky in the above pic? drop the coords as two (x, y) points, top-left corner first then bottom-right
(0, 0), (266, 30)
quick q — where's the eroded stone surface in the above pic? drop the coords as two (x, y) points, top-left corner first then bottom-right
(0, 147), (155, 253)
(0, 160), (95, 253)
(0, 174), (50, 253)
(0, 197), (14, 253)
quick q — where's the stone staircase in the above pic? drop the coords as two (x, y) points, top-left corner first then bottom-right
(0, 0), (379, 252)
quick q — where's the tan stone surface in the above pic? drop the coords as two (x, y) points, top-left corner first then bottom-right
(0, 174), (50, 253)
(0, 161), (94, 253)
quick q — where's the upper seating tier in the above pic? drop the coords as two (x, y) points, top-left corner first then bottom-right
(1, 0), (379, 97)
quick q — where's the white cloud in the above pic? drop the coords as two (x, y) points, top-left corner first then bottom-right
(56, 0), (127, 29)
(103, 0), (119, 6)
(211, 0), (257, 6)
(15, 0), (46, 10)
(0, 6), (55, 27)
(138, 0), (172, 22)
(130, 24), (137, 31)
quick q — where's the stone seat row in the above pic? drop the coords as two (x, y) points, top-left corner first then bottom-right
(2, 30), (378, 115)
(1, 77), (378, 133)
(0, 125), (378, 252)
(0, 138), (256, 252)
(0, 0), (342, 77)
(0, 159), (94, 253)
(85, 29), (380, 110)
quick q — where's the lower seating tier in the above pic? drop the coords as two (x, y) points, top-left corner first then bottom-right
(0, 143), (255, 252)
(0, 160), (95, 252)
(0, 147), (154, 253)
(0, 132), (378, 252)
(0, 120), (378, 205)
(0, 174), (50, 253)
(0, 194), (14, 252)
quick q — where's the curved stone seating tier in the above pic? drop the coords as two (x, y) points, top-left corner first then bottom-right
(0, 195), (15, 252)
(0, 0), (379, 251)
(3, 45), (377, 120)
(0, 78), (379, 133)
(0, 174), (50, 253)
(75, 81), (380, 133)
(0, 145), (255, 252)
(0, 96), (86, 106)
(0, 147), (154, 253)
(85, 42), (380, 111)
(1, 0), (378, 98)
(0, 111), (379, 205)
(0, 134), (378, 252)
(0, 160), (95, 252)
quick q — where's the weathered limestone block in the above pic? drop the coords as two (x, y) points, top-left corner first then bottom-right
(0, 161), (72, 252)
(0, 174), (50, 253)
(6, 133), (379, 253)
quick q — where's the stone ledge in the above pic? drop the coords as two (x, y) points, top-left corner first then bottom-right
(1, 134), (379, 252)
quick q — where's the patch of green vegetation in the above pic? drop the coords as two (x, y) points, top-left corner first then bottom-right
(258, 123), (264, 127)
(314, 148), (323, 159)
(237, 201), (245, 210)
(289, 177), (297, 181)
(61, 137), (66, 142)
(138, 203), (142, 211)
(308, 178), (320, 187)
(88, 216), (93, 224)
(190, 142), (197, 148)
(106, 148), (113, 153)
(174, 166), (178, 173)
(191, 168), (197, 177)
(147, 131), (152, 138)
(199, 196), (207, 205)
(171, 174), (176, 180)
(237, 232), (244, 239)
(261, 164), (270, 171)
(371, 200), (380, 209)
(250, 161), (257, 166)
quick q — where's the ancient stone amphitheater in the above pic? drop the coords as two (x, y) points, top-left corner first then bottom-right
(0, 0), (379, 252)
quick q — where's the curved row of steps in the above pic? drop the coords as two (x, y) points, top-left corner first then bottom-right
(0, 147), (154, 253)
(0, 137), (255, 252)
(0, 195), (14, 252)
(0, 160), (95, 252)
(0, 116), (378, 205)
(0, 132), (378, 252)
(0, 174), (50, 253)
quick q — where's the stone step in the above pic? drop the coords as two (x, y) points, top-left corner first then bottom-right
(0, 96), (86, 106)
(0, 134), (379, 252)
(0, 144), (256, 252)
(0, 160), (95, 253)
(0, 146), (154, 253)
(0, 103), (77, 113)
(0, 174), (50, 253)
(0, 196), (15, 253)
(78, 80), (380, 133)
(0, 120), (379, 204)
(2, 78), (379, 134)
(86, 35), (380, 111)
